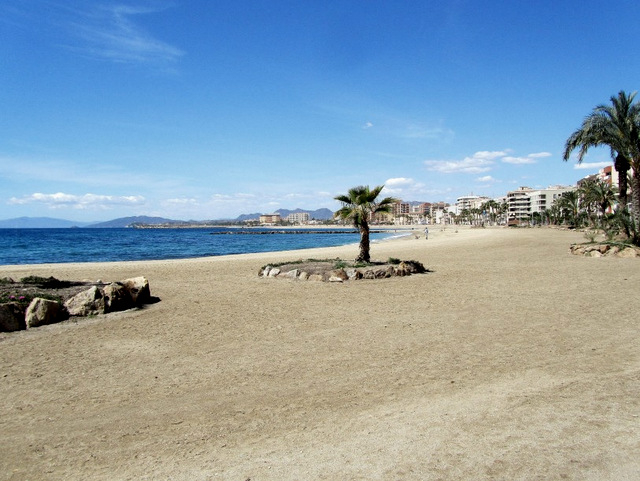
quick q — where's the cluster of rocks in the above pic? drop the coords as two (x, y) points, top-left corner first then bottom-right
(569, 243), (640, 258)
(259, 260), (428, 283)
(0, 276), (152, 332)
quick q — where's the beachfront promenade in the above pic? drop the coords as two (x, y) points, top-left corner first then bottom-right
(1, 226), (639, 480)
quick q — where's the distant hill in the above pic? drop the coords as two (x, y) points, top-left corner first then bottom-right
(235, 212), (262, 222)
(0, 217), (91, 228)
(87, 216), (181, 228)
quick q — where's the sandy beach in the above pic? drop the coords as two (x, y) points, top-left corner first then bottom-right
(1, 226), (639, 480)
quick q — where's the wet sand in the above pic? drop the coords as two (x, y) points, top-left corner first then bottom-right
(1, 226), (639, 480)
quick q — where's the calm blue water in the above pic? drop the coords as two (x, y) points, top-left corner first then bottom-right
(0, 228), (395, 265)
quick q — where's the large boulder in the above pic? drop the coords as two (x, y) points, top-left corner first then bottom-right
(103, 283), (134, 312)
(25, 298), (67, 328)
(64, 286), (106, 316)
(121, 277), (150, 304)
(0, 303), (25, 332)
(617, 247), (639, 258)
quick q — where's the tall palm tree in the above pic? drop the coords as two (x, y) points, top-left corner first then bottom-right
(563, 91), (640, 228)
(334, 185), (398, 263)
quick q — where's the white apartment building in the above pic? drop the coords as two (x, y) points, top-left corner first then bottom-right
(455, 195), (490, 212)
(286, 212), (310, 224)
(507, 185), (574, 221)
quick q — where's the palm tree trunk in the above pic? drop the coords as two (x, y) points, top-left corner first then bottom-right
(631, 170), (640, 244)
(357, 222), (370, 263)
(615, 153), (629, 208)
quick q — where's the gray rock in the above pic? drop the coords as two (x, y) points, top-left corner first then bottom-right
(103, 283), (134, 313)
(121, 277), (150, 304)
(25, 298), (67, 328)
(268, 268), (281, 278)
(285, 269), (300, 279)
(0, 302), (25, 332)
(64, 286), (106, 316)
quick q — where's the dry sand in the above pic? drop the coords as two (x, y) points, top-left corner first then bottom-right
(1, 226), (639, 480)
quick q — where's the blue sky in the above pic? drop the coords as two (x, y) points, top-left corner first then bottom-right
(2, 1), (639, 222)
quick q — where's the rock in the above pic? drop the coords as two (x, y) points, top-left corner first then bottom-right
(298, 271), (310, 280)
(103, 283), (134, 313)
(345, 268), (363, 280)
(284, 269), (300, 279)
(268, 268), (281, 278)
(121, 277), (150, 304)
(588, 250), (602, 257)
(308, 274), (324, 281)
(261, 266), (271, 277)
(605, 246), (620, 256)
(617, 247), (639, 258)
(64, 286), (106, 316)
(25, 298), (67, 328)
(362, 270), (376, 279)
(373, 266), (395, 278)
(0, 302), (25, 332)
(328, 276), (344, 282)
(329, 269), (348, 281)
(399, 260), (427, 274)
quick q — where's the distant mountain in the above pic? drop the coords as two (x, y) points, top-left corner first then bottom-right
(0, 217), (91, 228)
(235, 212), (262, 222)
(87, 216), (181, 228)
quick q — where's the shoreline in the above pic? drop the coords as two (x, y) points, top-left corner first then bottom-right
(2, 226), (639, 480)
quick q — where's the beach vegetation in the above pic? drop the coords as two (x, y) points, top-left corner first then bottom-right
(334, 185), (398, 262)
(563, 90), (640, 245)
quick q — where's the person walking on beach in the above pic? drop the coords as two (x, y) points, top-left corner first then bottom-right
(424, 226), (429, 240)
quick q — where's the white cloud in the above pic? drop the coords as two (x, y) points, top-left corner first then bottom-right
(574, 161), (612, 170)
(8, 192), (145, 210)
(426, 149), (550, 174)
(476, 175), (495, 183)
(473, 151), (509, 160)
(502, 156), (537, 165)
(69, 4), (184, 65)
(381, 178), (427, 197)
(424, 152), (496, 174)
(385, 177), (415, 187)
(166, 198), (198, 205)
(363, 122), (373, 129)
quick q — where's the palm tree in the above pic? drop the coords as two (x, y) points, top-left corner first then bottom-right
(334, 185), (398, 263)
(579, 178), (618, 226)
(555, 190), (581, 227)
(563, 91), (640, 230)
(482, 199), (500, 225)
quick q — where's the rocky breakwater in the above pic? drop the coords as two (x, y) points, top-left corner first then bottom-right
(259, 259), (429, 282)
(569, 243), (640, 258)
(0, 276), (155, 332)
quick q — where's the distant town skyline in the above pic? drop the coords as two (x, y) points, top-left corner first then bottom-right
(2, 1), (637, 222)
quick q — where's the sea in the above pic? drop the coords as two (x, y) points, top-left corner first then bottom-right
(0, 227), (399, 265)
